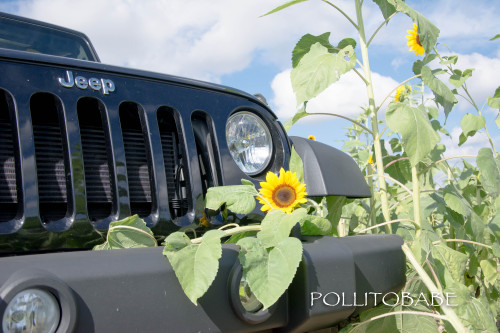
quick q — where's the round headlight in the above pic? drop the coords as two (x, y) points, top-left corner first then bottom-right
(226, 112), (272, 175)
(2, 288), (60, 333)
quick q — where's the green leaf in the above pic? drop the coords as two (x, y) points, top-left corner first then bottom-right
(430, 242), (468, 286)
(260, 0), (308, 17)
(291, 32), (335, 68)
(477, 148), (500, 197)
(164, 229), (224, 305)
(300, 215), (332, 235)
(257, 208), (307, 248)
(205, 185), (257, 214)
(291, 42), (356, 106)
(162, 231), (191, 254)
(346, 304), (439, 333)
(412, 54), (438, 75)
(241, 179), (254, 186)
(449, 68), (473, 88)
(389, 0), (440, 52)
(494, 86), (500, 98)
(445, 283), (498, 332)
(326, 196), (347, 234)
(480, 259), (498, 285)
(93, 215), (157, 250)
(225, 230), (258, 244)
(421, 66), (457, 118)
(487, 96), (500, 109)
(490, 34), (500, 41)
(337, 38), (356, 50)
(460, 113), (485, 137)
(443, 186), (485, 242)
(289, 146), (304, 184)
(386, 104), (440, 166)
(372, 0), (397, 20)
(283, 104), (308, 131)
(237, 236), (303, 309)
(491, 242), (500, 259)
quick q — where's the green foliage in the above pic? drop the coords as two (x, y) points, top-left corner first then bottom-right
(477, 148), (500, 197)
(460, 113), (486, 144)
(237, 236), (302, 309)
(420, 65), (457, 118)
(289, 146), (305, 183)
(276, 0), (500, 331)
(93, 215), (157, 250)
(291, 42), (356, 106)
(386, 104), (440, 166)
(205, 184), (258, 214)
(163, 230), (224, 305)
(292, 32), (335, 68)
(260, 0), (308, 17)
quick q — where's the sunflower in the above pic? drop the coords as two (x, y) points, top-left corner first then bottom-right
(394, 85), (405, 102)
(307, 135), (316, 141)
(258, 168), (307, 214)
(406, 23), (425, 56)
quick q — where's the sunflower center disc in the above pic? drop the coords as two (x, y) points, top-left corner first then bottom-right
(272, 185), (296, 208)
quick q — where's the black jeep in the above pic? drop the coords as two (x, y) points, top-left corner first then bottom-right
(0, 12), (405, 333)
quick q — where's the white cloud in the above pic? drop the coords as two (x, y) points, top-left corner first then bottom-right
(441, 127), (494, 161)
(453, 53), (500, 108)
(11, 0), (358, 81)
(270, 69), (399, 121)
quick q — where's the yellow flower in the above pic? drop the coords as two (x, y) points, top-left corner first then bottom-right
(406, 23), (425, 56)
(394, 85), (405, 102)
(308, 135), (316, 141)
(257, 168), (307, 214)
(200, 212), (211, 227)
(368, 153), (374, 167)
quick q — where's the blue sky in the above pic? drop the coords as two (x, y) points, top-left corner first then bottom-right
(2, 0), (499, 158)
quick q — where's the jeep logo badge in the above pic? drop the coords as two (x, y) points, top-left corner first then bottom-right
(58, 70), (115, 95)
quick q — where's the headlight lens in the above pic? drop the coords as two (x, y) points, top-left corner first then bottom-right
(226, 112), (272, 175)
(2, 289), (60, 333)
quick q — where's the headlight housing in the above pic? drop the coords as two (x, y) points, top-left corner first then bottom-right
(225, 112), (272, 175)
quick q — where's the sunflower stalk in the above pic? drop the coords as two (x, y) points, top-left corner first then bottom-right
(355, 0), (392, 233)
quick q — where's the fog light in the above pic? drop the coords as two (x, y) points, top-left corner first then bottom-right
(2, 288), (60, 333)
(239, 276), (263, 313)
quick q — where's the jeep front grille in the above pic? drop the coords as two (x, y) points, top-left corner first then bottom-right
(31, 93), (70, 223)
(78, 97), (115, 222)
(0, 90), (18, 222)
(0, 88), (193, 238)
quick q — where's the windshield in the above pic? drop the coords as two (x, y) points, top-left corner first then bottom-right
(0, 15), (98, 62)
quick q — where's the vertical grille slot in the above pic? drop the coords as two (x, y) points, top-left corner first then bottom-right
(77, 97), (115, 221)
(119, 102), (153, 218)
(0, 90), (19, 222)
(31, 93), (69, 222)
(192, 111), (221, 195)
(157, 107), (189, 219)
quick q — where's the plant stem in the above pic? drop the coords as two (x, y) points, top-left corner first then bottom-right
(411, 165), (422, 238)
(432, 239), (492, 249)
(402, 244), (467, 333)
(367, 12), (398, 47)
(377, 75), (421, 110)
(190, 225), (262, 244)
(302, 112), (372, 133)
(365, 174), (412, 197)
(357, 218), (415, 234)
(321, 0), (358, 29)
(419, 155), (477, 174)
(355, 0), (392, 233)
